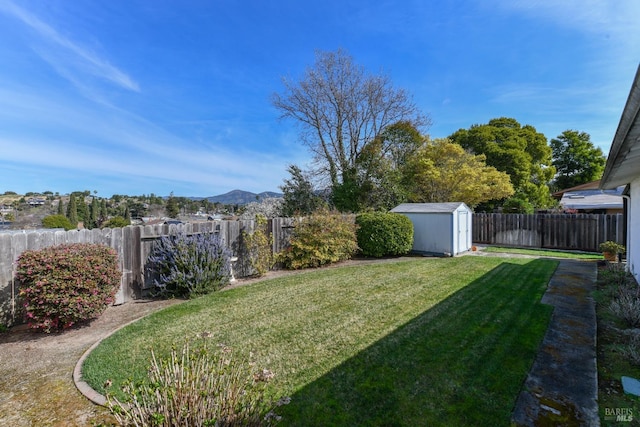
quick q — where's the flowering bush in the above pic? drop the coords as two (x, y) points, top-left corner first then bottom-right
(16, 243), (121, 333)
(239, 197), (284, 220)
(148, 232), (232, 298)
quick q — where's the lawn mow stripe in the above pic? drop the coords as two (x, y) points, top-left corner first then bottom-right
(82, 256), (557, 426)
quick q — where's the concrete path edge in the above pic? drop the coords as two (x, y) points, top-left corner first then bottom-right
(73, 313), (164, 407)
(511, 260), (599, 426)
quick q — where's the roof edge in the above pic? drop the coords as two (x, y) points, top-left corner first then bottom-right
(601, 64), (640, 189)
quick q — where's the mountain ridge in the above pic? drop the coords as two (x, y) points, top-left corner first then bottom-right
(192, 189), (282, 205)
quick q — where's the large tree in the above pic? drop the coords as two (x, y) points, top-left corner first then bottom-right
(280, 164), (325, 216)
(272, 49), (428, 211)
(402, 138), (514, 207)
(345, 121), (424, 211)
(448, 117), (556, 211)
(550, 130), (606, 190)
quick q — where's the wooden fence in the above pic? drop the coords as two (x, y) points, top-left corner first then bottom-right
(0, 218), (296, 327)
(473, 213), (624, 251)
(2, 213), (622, 326)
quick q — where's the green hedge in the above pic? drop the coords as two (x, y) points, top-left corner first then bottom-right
(356, 212), (413, 258)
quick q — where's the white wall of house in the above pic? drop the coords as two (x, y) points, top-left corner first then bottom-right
(629, 177), (640, 282)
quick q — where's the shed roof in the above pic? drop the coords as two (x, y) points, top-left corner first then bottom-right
(391, 202), (469, 214)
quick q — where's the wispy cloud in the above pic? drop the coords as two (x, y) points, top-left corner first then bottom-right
(494, 0), (639, 39)
(0, 85), (301, 195)
(0, 0), (139, 93)
(491, 0), (640, 73)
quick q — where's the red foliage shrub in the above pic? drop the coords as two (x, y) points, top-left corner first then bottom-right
(16, 243), (121, 333)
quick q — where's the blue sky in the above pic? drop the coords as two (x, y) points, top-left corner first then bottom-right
(0, 0), (638, 198)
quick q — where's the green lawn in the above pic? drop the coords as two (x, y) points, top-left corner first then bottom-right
(482, 246), (602, 260)
(83, 256), (558, 426)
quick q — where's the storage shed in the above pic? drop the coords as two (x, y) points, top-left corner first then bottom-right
(390, 202), (473, 256)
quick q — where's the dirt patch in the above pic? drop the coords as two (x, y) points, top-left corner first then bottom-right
(0, 299), (182, 426)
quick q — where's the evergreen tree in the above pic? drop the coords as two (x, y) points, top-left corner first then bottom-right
(66, 195), (78, 226)
(56, 198), (64, 215)
(449, 117), (556, 211)
(165, 192), (179, 218)
(77, 196), (89, 224)
(100, 199), (108, 223)
(280, 165), (324, 216)
(90, 197), (99, 229)
(550, 130), (606, 191)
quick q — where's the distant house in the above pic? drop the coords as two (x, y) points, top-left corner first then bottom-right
(26, 197), (45, 206)
(390, 202), (473, 256)
(553, 180), (624, 214)
(600, 64), (640, 282)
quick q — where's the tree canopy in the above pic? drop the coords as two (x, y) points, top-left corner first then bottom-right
(272, 49), (428, 211)
(402, 138), (514, 207)
(550, 130), (606, 191)
(448, 117), (556, 211)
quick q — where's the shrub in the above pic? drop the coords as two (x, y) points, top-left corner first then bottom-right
(620, 334), (640, 366)
(240, 215), (273, 277)
(598, 263), (634, 293)
(356, 212), (413, 258)
(277, 209), (358, 269)
(102, 216), (130, 228)
(16, 243), (121, 333)
(107, 338), (287, 426)
(148, 232), (232, 298)
(41, 214), (74, 230)
(609, 283), (640, 328)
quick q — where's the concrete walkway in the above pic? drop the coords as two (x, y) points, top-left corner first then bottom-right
(511, 260), (599, 426)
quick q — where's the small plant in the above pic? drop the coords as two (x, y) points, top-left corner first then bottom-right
(597, 263), (632, 290)
(107, 338), (286, 426)
(356, 212), (413, 258)
(148, 232), (232, 298)
(276, 209), (358, 269)
(609, 284), (640, 328)
(599, 240), (625, 255)
(16, 243), (121, 333)
(620, 334), (640, 366)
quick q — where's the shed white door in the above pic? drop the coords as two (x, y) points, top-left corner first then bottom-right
(457, 210), (469, 254)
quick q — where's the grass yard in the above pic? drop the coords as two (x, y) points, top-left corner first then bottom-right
(482, 246), (602, 260)
(83, 256), (558, 426)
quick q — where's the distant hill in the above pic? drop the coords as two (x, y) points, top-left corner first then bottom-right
(196, 189), (282, 205)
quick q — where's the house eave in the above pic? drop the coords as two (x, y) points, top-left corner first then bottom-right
(601, 64), (640, 190)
